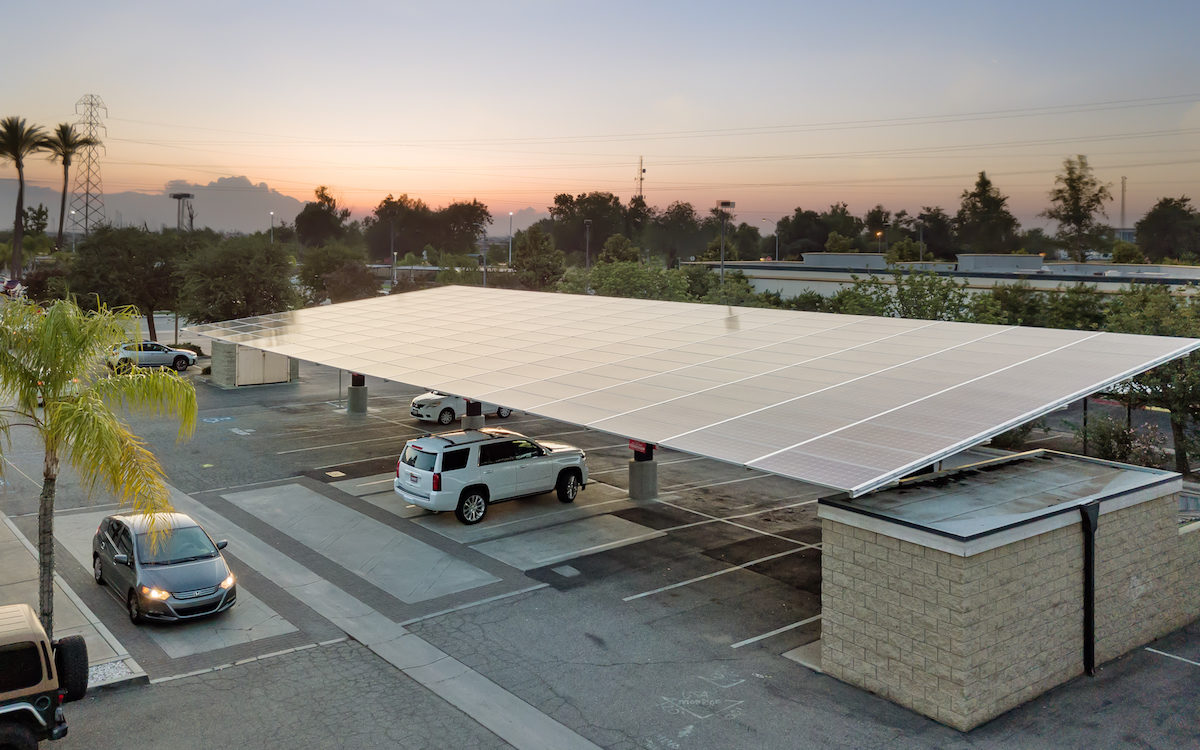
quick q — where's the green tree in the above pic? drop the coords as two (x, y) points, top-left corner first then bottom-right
(824, 231), (855, 252)
(22, 203), (49, 235)
(547, 192), (627, 265)
(863, 204), (891, 236)
(1111, 241), (1145, 264)
(776, 207), (827, 257)
(298, 241), (369, 304)
(890, 271), (969, 320)
(1042, 155), (1112, 263)
(819, 202), (864, 241)
(987, 282), (1045, 326)
(1018, 227), (1058, 257)
(824, 279), (890, 316)
(69, 227), (184, 341)
(916, 206), (956, 260)
(177, 235), (298, 322)
(0, 116), (49, 280)
(512, 226), (564, 290)
(954, 171), (1020, 253)
(295, 186), (351, 247)
(436, 199), (492, 255)
(1104, 284), (1200, 473)
(1135, 197), (1200, 261)
(42, 123), (99, 250)
(885, 237), (923, 264)
(599, 233), (641, 264)
(0, 298), (197, 636)
(323, 263), (380, 303)
(1043, 284), (1106, 331)
(645, 201), (706, 266)
(585, 261), (690, 301)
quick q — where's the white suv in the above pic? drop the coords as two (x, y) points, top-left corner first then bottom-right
(394, 428), (588, 524)
(410, 391), (512, 425)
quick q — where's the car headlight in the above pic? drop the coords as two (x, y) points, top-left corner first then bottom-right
(220, 573), (236, 590)
(140, 586), (170, 600)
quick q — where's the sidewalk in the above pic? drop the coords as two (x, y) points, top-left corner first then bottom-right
(0, 512), (145, 689)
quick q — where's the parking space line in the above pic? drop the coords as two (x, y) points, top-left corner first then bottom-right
(589, 456), (705, 476)
(276, 434), (416, 454)
(399, 584), (550, 626)
(623, 546), (814, 601)
(667, 472), (768, 492)
(1145, 647), (1200, 667)
(656, 498), (811, 545)
(661, 498), (820, 534)
(730, 614), (822, 649)
(149, 638), (349, 684)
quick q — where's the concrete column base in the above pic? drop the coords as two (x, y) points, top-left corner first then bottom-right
(347, 385), (368, 414)
(463, 415), (485, 429)
(628, 459), (658, 501)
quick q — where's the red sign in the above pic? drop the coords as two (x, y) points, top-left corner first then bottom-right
(629, 439), (651, 453)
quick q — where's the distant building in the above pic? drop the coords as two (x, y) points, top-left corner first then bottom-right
(692, 252), (1200, 298)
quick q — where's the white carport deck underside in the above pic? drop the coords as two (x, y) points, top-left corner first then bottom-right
(186, 286), (1200, 496)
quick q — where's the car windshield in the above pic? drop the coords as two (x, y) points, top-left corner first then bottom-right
(136, 526), (218, 565)
(400, 445), (437, 471)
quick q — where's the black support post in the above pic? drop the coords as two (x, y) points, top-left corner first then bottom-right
(1079, 500), (1100, 676)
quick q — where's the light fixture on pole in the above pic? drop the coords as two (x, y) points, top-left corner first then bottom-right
(761, 217), (779, 261)
(583, 219), (592, 270)
(717, 200), (735, 284)
(269, 211), (275, 244)
(70, 210), (76, 251)
(392, 251), (397, 287)
(875, 230), (883, 252)
(508, 211), (513, 266)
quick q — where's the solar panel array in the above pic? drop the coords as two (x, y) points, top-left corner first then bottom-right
(187, 286), (1200, 495)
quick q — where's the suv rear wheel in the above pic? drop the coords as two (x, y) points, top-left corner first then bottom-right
(456, 489), (488, 524)
(556, 471), (581, 503)
(53, 635), (88, 702)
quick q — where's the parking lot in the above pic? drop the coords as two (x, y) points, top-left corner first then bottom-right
(1, 361), (1197, 749)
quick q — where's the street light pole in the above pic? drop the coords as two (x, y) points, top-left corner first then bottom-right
(584, 219), (592, 270)
(876, 230), (883, 252)
(508, 211), (513, 266)
(761, 218), (779, 261)
(717, 200), (735, 284)
(270, 211), (274, 244)
(70, 210), (76, 251)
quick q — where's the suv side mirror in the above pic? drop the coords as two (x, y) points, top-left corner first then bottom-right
(113, 553), (130, 566)
(216, 540), (228, 550)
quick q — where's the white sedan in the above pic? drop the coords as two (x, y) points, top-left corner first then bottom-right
(410, 391), (512, 425)
(107, 342), (198, 372)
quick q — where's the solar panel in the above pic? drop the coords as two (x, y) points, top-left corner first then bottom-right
(186, 286), (1200, 496)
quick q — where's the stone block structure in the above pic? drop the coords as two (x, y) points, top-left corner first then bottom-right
(817, 451), (1200, 731)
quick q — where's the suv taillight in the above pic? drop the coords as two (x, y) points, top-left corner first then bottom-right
(396, 460), (401, 478)
(432, 473), (441, 492)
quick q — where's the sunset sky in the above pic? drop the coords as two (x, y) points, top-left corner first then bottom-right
(4, 0), (1199, 230)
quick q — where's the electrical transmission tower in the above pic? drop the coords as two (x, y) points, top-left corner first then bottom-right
(68, 94), (108, 236)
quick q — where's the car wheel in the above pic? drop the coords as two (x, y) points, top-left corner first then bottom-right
(172, 356), (190, 372)
(53, 634), (89, 702)
(0, 723), (36, 750)
(116, 359), (132, 374)
(93, 555), (104, 585)
(496, 407), (512, 418)
(455, 490), (488, 524)
(556, 471), (580, 503)
(438, 408), (455, 425)
(127, 590), (143, 624)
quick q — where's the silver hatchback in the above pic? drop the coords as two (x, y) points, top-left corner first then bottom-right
(91, 512), (236, 623)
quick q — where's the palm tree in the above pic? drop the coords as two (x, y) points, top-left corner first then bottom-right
(0, 299), (197, 637)
(0, 116), (49, 280)
(43, 123), (99, 251)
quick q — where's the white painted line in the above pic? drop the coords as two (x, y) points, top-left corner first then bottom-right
(655, 498), (810, 545)
(1145, 647), (1200, 667)
(588, 456), (705, 476)
(661, 498), (819, 534)
(624, 546), (813, 601)
(276, 434), (409, 455)
(664, 473), (770, 492)
(730, 614), (822, 649)
(399, 584), (549, 626)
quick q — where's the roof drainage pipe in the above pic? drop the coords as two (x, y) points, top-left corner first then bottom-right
(1079, 500), (1100, 676)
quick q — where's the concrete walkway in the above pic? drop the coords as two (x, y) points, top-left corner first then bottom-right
(0, 512), (145, 689)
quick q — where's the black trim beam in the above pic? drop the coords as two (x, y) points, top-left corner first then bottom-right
(1079, 500), (1100, 676)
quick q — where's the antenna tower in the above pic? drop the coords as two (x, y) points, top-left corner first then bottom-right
(68, 94), (108, 236)
(636, 156), (645, 199)
(1120, 176), (1127, 231)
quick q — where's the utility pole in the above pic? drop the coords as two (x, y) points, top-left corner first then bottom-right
(637, 156), (645, 199)
(1120, 176), (1127, 236)
(717, 200), (735, 286)
(508, 211), (513, 266)
(584, 219), (592, 270)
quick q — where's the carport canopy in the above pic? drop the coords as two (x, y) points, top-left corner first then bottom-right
(186, 286), (1200, 496)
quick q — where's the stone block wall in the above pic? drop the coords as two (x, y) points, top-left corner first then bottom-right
(821, 494), (1200, 731)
